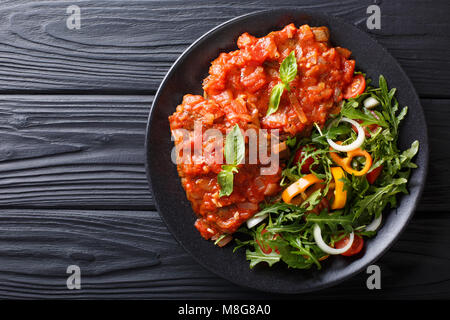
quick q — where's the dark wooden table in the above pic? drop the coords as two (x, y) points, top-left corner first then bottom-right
(0, 0), (448, 299)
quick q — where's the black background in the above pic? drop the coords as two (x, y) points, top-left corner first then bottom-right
(0, 0), (448, 299)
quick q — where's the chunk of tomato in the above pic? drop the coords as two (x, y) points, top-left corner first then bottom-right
(367, 165), (383, 184)
(344, 74), (366, 99)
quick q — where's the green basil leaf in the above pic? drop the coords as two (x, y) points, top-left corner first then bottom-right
(219, 125), (244, 197)
(279, 51), (298, 85)
(266, 83), (285, 116)
(224, 124), (245, 166)
(218, 167), (235, 197)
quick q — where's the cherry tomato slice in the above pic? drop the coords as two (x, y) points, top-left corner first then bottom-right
(344, 74), (366, 99)
(293, 146), (316, 174)
(367, 165), (383, 184)
(256, 229), (280, 254)
(335, 234), (364, 256)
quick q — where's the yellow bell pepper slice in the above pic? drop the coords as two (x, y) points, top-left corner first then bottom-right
(329, 142), (373, 176)
(282, 174), (324, 204)
(330, 167), (347, 210)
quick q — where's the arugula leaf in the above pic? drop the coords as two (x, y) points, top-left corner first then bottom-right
(233, 238), (253, 252)
(400, 140), (419, 167)
(397, 106), (408, 125)
(327, 124), (352, 139)
(246, 249), (281, 268)
(351, 178), (408, 221)
(378, 74), (386, 90)
(301, 188), (323, 211)
(288, 236), (321, 269)
(255, 202), (305, 218)
(306, 210), (353, 233)
(311, 120), (349, 146)
(341, 101), (387, 127)
(375, 75), (404, 137)
(276, 240), (316, 269)
(266, 222), (304, 234)
(243, 224), (282, 268)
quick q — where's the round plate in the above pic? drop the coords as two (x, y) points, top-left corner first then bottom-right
(145, 9), (428, 294)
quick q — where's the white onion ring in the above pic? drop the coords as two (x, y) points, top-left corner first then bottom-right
(313, 224), (354, 255)
(327, 117), (365, 152)
(365, 214), (382, 232)
(363, 97), (380, 109)
(246, 213), (268, 229)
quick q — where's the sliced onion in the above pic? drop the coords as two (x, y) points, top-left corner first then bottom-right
(246, 213), (268, 229)
(327, 117), (365, 152)
(237, 202), (258, 211)
(363, 97), (380, 109)
(264, 183), (279, 196)
(313, 224), (354, 255)
(365, 214), (382, 232)
(216, 235), (233, 247)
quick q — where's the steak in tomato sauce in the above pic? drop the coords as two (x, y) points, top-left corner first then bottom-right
(168, 24), (356, 240)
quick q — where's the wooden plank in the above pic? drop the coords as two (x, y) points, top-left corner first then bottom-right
(0, 0), (447, 96)
(0, 208), (447, 299)
(0, 95), (445, 211)
(0, 95), (153, 209)
(417, 99), (450, 211)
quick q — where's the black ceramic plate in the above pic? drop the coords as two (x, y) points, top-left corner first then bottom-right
(145, 9), (428, 294)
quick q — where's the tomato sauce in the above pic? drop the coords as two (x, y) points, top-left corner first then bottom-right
(169, 24), (356, 240)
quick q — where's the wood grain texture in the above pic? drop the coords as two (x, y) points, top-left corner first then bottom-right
(0, 95), (445, 211)
(0, 95), (153, 209)
(0, 0), (447, 300)
(0, 209), (447, 299)
(0, 0), (447, 96)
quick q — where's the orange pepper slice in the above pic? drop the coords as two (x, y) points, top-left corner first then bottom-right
(330, 167), (347, 210)
(282, 174), (324, 204)
(303, 254), (329, 261)
(329, 142), (372, 177)
(319, 255), (330, 261)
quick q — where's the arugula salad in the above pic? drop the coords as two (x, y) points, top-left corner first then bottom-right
(234, 75), (419, 269)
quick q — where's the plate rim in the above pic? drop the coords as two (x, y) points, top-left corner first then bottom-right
(145, 8), (429, 294)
